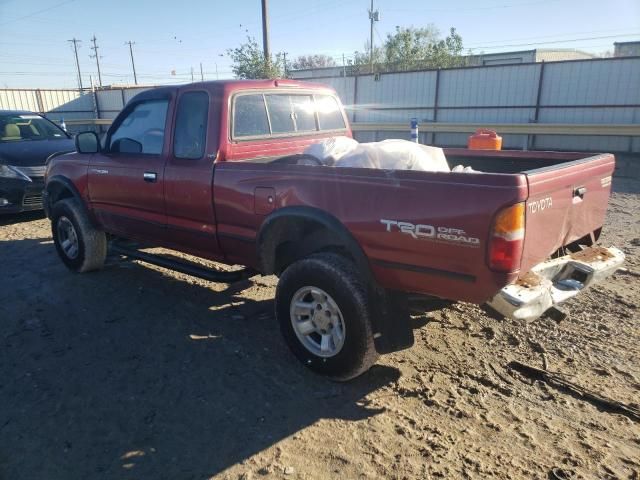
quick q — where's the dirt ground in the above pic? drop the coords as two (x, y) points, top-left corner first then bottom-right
(1, 178), (638, 480)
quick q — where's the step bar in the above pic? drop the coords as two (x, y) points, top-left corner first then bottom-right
(109, 242), (253, 283)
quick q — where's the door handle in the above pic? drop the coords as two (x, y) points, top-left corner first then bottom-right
(143, 172), (157, 183)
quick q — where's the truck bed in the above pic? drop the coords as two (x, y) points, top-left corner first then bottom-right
(213, 149), (615, 304)
(444, 148), (601, 174)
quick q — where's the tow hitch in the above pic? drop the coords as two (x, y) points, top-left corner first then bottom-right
(487, 246), (625, 321)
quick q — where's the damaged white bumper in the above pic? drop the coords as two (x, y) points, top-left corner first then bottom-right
(487, 246), (625, 321)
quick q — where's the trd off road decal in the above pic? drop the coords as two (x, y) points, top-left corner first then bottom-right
(380, 219), (480, 247)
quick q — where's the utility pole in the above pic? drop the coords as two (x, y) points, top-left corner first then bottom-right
(125, 41), (138, 85)
(282, 51), (287, 77)
(89, 35), (102, 87)
(368, 0), (379, 72)
(200, 62), (204, 81)
(190, 67), (194, 82)
(261, 0), (270, 64)
(342, 53), (346, 77)
(68, 38), (83, 91)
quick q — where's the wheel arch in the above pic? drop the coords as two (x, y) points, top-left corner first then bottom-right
(44, 175), (84, 218)
(256, 206), (373, 282)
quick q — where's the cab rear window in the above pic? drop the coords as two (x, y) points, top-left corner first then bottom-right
(232, 92), (345, 139)
(315, 95), (346, 131)
(233, 95), (270, 137)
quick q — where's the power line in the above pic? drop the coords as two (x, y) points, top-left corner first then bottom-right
(67, 38), (82, 90)
(385, 0), (562, 13)
(469, 33), (640, 50)
(0, 0), (75, 27)
(90, 35), (103, 87)
(463, 29), (640, 46)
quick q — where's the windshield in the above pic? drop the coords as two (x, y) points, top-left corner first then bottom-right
(0, 113), (69, 143)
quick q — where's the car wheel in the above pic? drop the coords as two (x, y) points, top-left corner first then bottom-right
(51, 198), (106, 273)
(276, 252), (378, 381)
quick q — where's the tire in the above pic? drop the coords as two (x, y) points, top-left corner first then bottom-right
(276, 253), (378, 381)
(51, 198), (107, 273)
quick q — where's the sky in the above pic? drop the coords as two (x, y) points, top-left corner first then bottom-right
(0, 0), (639, 89)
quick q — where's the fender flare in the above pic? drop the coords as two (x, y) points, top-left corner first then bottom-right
(44, 175), (85, 218)
(256, 205), (372, 281)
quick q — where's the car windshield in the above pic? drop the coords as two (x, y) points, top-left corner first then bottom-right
(0, 113), (68, 143)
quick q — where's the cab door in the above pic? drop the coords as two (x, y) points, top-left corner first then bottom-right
(163, 88), (224, 261)
(88, 94), (172, 242)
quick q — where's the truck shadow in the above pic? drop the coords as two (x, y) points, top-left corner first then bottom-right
(0, 237), (400, 479)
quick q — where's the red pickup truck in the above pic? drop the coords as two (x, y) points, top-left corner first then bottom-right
(44, 79), (624, 380)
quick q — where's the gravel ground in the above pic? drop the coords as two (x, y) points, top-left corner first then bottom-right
(0, 178), (638, 480)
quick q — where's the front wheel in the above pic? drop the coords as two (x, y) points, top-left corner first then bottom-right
(51, 198), (107, 273)
(275, 253), (378, 381)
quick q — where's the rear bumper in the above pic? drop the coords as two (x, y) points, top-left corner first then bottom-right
(487, 246), (625, 321)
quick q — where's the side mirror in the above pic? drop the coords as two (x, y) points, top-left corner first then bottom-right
(75, 131), (100, 154)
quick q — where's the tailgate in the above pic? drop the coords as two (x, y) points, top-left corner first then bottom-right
(520, 154), (615, 272)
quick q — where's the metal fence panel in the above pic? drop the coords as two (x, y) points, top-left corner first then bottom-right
(353, 107), (435, 123)
(96, 90), (126, 113)
(356, 71), (437, 107)
(40, 90), (91, 113)
(437, 107), (535, 123)
(123, 87), (151, 104)
(438, 64), (540, 107)
(2, 57), (639, 153)
(534, 134), (632, 152)
(540, 58), (640, 106)
(0, 90), (38, 111)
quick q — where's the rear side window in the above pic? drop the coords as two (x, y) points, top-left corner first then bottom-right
(174, 91), (209, 159)
(110, 99), (168, 154)
(234, 95), (269, 137)
(315, 95), (346, 131)
(291, 95), (316, 131)
(265, 95), (294, 134)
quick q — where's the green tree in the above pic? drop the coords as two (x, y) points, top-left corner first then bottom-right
(384, 25), (440, 70)
(428, 27), (465, 69)
(227, 36), (285, 79)
(352, 26), (465, 72)
(350, 42), (385, 74)
(291, 54), (337, 70)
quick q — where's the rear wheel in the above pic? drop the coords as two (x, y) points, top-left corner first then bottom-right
(51, 198), (107, 273)
(275, 253), (378, 381)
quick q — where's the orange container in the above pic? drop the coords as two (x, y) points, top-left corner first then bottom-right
(467, 129), (502, 150)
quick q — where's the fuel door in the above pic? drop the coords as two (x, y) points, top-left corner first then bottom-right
(254, 187), (276, 215)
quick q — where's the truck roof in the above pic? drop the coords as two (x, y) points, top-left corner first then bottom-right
(145, 79), (336, 96)
(127, 79), (338, 105)
(192, 78), (335, 91)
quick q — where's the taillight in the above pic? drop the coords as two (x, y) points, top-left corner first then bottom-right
(488, 202), (525, 272)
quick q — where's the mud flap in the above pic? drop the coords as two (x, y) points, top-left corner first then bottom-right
(370, 289), (415, 354)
